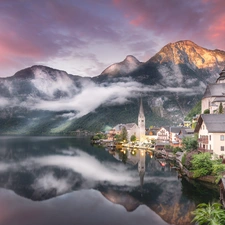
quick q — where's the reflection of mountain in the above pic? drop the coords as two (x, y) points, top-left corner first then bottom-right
(0, 137), (220, 225)
(0, 188), (170, 225)
(101, 189), (141, 212)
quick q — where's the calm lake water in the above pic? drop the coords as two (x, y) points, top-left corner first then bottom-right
(0, 136), (219, 225)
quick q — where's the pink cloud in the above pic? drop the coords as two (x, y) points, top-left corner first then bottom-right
(112, 0), (225, 50)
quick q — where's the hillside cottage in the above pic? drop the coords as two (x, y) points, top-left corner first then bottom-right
(194, 114), (225, 157)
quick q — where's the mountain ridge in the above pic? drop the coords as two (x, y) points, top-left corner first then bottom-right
(0, 40), (225, 135)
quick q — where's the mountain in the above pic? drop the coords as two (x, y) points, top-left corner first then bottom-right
(0, 65), (89, 99)
(98, 55), (142, 80)
(0, 40), (225, 135)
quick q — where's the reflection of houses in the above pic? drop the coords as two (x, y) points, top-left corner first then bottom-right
(194, 114), (225, 157)
(202, 68), (225, 114)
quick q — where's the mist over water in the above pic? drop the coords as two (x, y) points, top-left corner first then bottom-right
(0, 136), (219, 225)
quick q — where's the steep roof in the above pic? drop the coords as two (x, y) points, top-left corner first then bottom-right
(124, 123), (137, 130)
(138, 98), (145, 118)
(212, 96), (225, 102)
(195, 114), (225, 133)
(170, 127), (181, 133)
(217, 67), (225, 83)
(202, 83), (225, 99)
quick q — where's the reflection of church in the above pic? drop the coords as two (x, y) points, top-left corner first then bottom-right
(138, 150), (146, 188)
(113, 148), (146, 188)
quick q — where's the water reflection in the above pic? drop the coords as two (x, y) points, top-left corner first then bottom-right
(0, 136), (220, 225)
(0, 188), (170, 225)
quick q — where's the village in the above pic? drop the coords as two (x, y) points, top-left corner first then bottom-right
(92, 67), (225, 208)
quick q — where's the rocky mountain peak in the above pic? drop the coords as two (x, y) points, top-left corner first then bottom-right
(123, 55), (140, 64)
(149, 40), (225, 69)
(100, 55), (142, 76)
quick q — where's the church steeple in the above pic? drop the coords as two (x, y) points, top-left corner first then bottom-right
(217, 67), (225, 83)
(138, 98), (144, 118)
(138, 98), (145, 141)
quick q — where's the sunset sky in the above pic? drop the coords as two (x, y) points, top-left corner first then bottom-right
(1, 0), (225, 77)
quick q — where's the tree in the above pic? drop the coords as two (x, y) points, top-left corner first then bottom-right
(173, 146), (182, 154)
(191, 152), (213, 178)
(219, 103), (223, 114)
(182, 136), (198, 151)
(204, 109), (210, 114)
(192, 202), (225, 225)
(212, 162), (225, 183)
(120, 126), (128, 142)
(130, 134), (136, 142)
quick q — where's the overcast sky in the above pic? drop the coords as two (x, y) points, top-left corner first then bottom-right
(1, 0), (225, 77)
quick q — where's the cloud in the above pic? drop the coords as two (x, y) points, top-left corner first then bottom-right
(28, 150), (138, 186)
(32, 172), (73, 195)
(30, 79), (197, 117)
(0, 148), (139, 190)
(0, 76), (200, 119)
(112, 0), (225, 50)
(0, 0), (121, 77)
(1, 0), (225, 79)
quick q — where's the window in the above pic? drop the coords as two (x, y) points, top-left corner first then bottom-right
(209, 135), (211, 141)
(220, 135), (224, 141)
(202, 125), (205, 130)
(221, 146), (224, 151)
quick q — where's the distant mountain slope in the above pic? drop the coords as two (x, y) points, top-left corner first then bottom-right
(0, 65), (88, 100)
(95, 40), (224, 86)
(0, 40), (225, 135)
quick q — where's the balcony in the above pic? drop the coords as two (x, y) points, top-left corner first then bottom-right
(198, 137), (209, 144)
(198, 147), (213, 154)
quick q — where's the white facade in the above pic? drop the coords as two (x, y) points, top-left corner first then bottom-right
(198, 121), (225, 157)
(156, 127), (170, 141)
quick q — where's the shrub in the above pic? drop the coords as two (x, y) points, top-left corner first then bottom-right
(191, 153), (213, 178)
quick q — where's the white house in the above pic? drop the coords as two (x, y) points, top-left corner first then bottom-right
(194, 114), (225, 157)
(156, 127), (170, 142)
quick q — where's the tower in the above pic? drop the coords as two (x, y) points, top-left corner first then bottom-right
(138, 150), (146, 189)
(138, 98), (145, 141)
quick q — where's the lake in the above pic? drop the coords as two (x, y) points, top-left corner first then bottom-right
(0, 136), (219, 225)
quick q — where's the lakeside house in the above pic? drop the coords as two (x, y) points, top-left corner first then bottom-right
(170, 127), (182, 147)
(194, 68), (225, 158)
(194, 114), (225, 157)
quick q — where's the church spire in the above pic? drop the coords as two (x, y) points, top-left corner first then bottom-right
(138, 98), (144, 118)
(138, 98), (145, 141)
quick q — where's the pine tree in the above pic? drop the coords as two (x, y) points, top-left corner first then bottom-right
(219, 103), (223, 114)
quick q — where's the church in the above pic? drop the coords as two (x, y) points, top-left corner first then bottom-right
(201, 67), (225, 114)
(110, 99), (146, 142)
